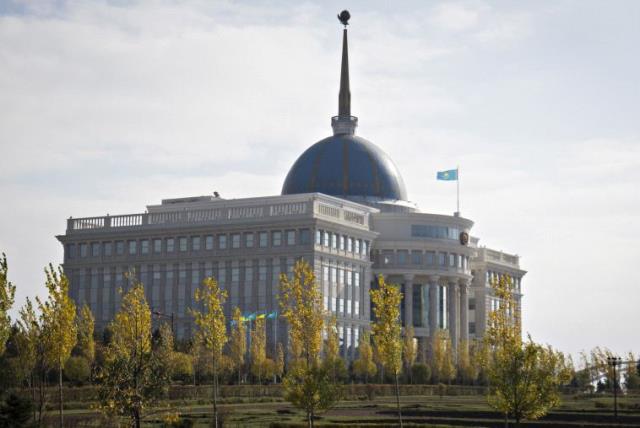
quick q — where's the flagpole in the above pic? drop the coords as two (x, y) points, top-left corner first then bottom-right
(456, 165), (460, 215)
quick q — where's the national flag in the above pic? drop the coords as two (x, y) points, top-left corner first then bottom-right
(256, 313), (266, 320)
(244, 312), (257, 322)
(437, 169), (458, 181)
(266, 311), (278, 320)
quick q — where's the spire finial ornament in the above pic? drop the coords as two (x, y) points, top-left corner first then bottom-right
(332, 10), (358, 136)
(338, 10), (350, 26)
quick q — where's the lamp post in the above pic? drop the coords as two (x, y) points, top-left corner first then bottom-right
(607, 356), (622, 421)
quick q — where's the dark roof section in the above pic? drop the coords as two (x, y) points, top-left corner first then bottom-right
(281, 134), (408, 201)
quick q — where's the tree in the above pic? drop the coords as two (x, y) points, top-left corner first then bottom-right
(228, 307), (246, 384)
(353, 331), (377, 383)
(625, 352), (640, 390)
(0, 253), (16, 357)
(458, 339), (480, 385)
(76, 304), (95, 363)
(275, 342), (285, 383)
(64, 356), (90, 384)
(403, 326), (417, 383)
(97, 282), (170, 428)
(485, 274), (571, 426)
(16, 298), (44, 424)
(192, 277), (228, 428)
(431, 329), (455, 384)
(323, 316), (346, 382)
(370, 275), (404, 428)
(37, 264), (76, 428)
(279, 260), (338, 428)
(250, 317), (267, 383)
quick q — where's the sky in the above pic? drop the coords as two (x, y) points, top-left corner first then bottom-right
(1, 0), (639, 360)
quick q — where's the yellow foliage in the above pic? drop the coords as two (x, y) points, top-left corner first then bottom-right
(370, 275), (403, 376)
(279, 260), (324, 368)
(251, 317), (267, 381)
(353, 331), (377, 381)
(192, 277), (228, 369)
(229, 307), (246, 376)
(0, 253), (16, 356)
(77, 304), (95, 362)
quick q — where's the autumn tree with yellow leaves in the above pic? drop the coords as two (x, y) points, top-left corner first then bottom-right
(97, 281), (170, 428)
(192, 277), (228, 428)
(279, 260), (339, 428)
(76, 304), (95, 363)
(370, 275), (404, 428)
(229, 307), (246, 384)
(38, 264), (77, 428)
(353, 330), (377, 383)
(485, 274), (571, 427)
(403, 326), (417, 383)
(431, 329), (455, 384)
(250, 316), (267, 383)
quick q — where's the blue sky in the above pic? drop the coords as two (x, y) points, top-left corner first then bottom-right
(0, 0), (639, 359)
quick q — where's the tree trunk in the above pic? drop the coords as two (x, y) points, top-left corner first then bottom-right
(58, 363), (63, 428)
(394, 372), (403, 428)
(212, 356), (219, 428)
(504, 412), (508, 428)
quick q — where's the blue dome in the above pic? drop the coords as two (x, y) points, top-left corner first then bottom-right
(281, 134), (408, 201)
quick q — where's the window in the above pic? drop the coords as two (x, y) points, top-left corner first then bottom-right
(80, 243), (88, 258)
(258, 264), (267, 281)
(323, 266), (329, 283)
(362, 241), (368, 256)
(397, 250), (408, 265)
(425, 251), (435, 265)
(355, 239), (360, 254)
(103, 242), (112, 256)
(91, 242), (100, 257)
(128, 240), (137, 255)
(192, 236), (201, 251)
(411, 224), (460, 240)
(140, 240), (149, 255)
(354, 272), (360, 287)
(449, 253), (455, 267)
(315, 230), (322, 245)
(116, 241), (124, 255)
(231, 234), (241, 249)
(153, 239), (162, 253)
(323, 231), (329, 247)
(66, 244), (76, 259)
(469, 322), (476, 335)
(347, 238), (353, 253)
(272, 231), (282, 247)
(205, 235), (214, 250)
(331, 233), (337, 249)
(468, 298), (476, 311)
(330, 267), (337, 283)
(245, 233), (254, 248)
(438, 253), (446, 266)
(287, 230), (296, 246)
(259, 232), (268, 248)
(166, 238), (175, 253)
(300, 229), (310, 245)
(339, 235), (345, 250)
(231, 267), (240, 282)
(411, 251), (422, 265)
(219, 235), (227, 249)
(179, 237), (187, 252)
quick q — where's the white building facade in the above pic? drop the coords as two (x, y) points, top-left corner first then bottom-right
(57, 12), (525, 361)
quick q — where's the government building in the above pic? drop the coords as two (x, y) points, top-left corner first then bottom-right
(57, 12), (525, 361)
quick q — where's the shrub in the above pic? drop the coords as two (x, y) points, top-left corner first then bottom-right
(65, 356), (91, 384)
(411, 363), (431, 384)
(171, 352), (194, 382)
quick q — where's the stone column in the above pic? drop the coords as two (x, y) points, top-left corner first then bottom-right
(448, 280), (458, 351)
(459, 279), (469, 343)
(427, 276), (439, 359)
(404, 274), (414, 328)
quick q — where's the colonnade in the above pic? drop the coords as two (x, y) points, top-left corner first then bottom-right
(401, 274), (470, 357)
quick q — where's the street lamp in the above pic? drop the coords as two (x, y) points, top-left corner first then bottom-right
(607, 356), (622, 421)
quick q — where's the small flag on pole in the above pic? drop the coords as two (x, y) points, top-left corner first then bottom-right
(437, 169), (458, 181)
(266, 311), (278, 320)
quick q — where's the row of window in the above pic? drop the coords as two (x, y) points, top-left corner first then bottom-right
(320, 263), (363, 319)
(376, 250), (469, 270)
(411, 224), (462, 240)
(67, 229), (312, 259)
(315, 230), (369, 257)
